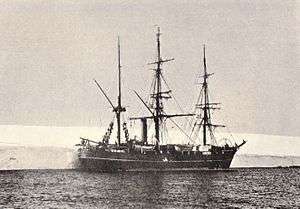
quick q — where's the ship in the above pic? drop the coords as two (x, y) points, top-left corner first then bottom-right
(76, 28), (246, 172)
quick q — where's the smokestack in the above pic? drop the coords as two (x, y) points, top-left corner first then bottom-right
(141, 118), (147, 145)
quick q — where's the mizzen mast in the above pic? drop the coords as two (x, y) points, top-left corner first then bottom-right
(116, 37), (126, 146)
(94, 37), (126, 147)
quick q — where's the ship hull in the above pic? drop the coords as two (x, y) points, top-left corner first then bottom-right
(77, 150), (236, 172)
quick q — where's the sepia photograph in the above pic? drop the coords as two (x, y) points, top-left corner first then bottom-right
(0, 0), (299, 208)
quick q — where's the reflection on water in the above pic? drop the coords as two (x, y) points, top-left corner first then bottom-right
(0, 168), (299, 208)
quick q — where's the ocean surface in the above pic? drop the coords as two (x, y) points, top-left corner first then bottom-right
(0, 168), (299, 208)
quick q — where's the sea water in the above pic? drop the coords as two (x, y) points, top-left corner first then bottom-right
(1, 168), (299, 208)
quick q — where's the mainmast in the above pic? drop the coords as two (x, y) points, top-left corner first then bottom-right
(150, 27), (177, 148)
(131, 27), (194, 149)
(154, 27), (162, 147)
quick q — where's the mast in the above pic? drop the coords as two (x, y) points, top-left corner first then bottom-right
(131, 27), (193, 148)
(94, 37), (126, 147)
(194, 45), (224, 146)
(203, 45), (208, 145)
(116, 37), (125, 146)
(154, 27), (162, 147)
(149, 27), (194, 148)
(151, 27), (175, 148)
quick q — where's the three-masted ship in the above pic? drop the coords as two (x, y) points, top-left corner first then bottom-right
(76, 28), (246, 172)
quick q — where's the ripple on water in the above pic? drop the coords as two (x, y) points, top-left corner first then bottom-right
(0, 168), (299, 208)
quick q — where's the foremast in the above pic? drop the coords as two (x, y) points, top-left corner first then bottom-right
(195, 45), (225, 146)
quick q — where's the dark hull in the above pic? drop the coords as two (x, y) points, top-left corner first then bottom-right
(78, 157), (234, 172)
(78, 148), (237, 172)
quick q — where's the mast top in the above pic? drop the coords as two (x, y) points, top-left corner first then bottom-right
(203, 44), (207, 78)
(156, 27), (161, 39)
(157, 27), (161, 36)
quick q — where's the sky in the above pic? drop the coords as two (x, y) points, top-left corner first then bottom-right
(0, 0), (299, 137)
